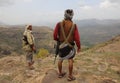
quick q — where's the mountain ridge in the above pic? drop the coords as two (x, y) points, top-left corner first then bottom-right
(88, 35), (120, 53)
(0, 19), (120, 55)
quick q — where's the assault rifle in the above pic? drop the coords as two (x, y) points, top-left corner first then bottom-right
(54, 41), (60, 64)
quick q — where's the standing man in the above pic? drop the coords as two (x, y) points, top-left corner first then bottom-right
(23, 25), (36, 70)
(53, 9), (81, 81)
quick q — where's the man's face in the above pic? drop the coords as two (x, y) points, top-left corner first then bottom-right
(28, 26), (32, 30)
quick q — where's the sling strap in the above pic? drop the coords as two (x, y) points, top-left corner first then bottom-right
(60, 21), (75, 48)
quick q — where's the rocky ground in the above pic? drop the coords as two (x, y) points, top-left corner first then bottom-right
(0, 51), (120, 83)
(0, 35), (120, 83)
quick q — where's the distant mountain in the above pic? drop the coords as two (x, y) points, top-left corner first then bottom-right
(0, 21), (6, 25)
(75, 19), (120, 47)
(0, 21), (10, 28)
(0, 19), (120, 54)
(75, 19), (120, 27)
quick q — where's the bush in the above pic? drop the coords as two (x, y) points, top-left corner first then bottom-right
(36, 48), (49, 58)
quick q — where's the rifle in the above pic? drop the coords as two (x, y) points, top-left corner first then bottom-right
(54, 41), (60, 64)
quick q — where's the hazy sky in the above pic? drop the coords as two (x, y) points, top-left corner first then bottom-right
(0, 0), (120, 25)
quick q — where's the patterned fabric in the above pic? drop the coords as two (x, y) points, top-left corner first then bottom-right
(26, 51), (33, 63)
(59, 48), (76, 60)
(23, 29), (34, 51)
(23, 29), (34, 45)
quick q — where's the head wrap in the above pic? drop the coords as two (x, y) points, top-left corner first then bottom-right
(64, 9), (74, 20)
(23, 25), (32, 35)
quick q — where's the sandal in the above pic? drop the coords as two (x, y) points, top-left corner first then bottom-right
(58, 72), (66, 78)
(67, 76), (76, 81)
(31, 61), (34, 65)
(29, 66), (35, 70)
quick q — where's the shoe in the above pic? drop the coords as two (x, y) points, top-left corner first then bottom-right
(67, 76), (76, 81)
(31, 61), (34, 65)
(58, 72), (66, 78)
(29, 66), (35, 70)
(28, 61), (34, 66)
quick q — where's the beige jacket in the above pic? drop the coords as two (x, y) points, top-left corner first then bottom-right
(23, 29), (35, 51)
(24, 30), (34, 45)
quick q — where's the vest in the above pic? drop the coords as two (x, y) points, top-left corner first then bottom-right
(59, 20), (74, 43)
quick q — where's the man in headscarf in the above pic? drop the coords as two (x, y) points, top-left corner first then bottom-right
(23, 25), (36, 70)
(53, 9), (81, 81)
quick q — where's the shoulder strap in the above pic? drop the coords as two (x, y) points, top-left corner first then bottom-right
(66, 24), (75, 41)
(60, 22), (67, 40)
(60, 22), (75, 47)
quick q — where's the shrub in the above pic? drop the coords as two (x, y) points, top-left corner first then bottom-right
(36, 48), (49, 58)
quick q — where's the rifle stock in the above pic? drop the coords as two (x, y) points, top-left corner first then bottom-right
(54, 41), (60, 64)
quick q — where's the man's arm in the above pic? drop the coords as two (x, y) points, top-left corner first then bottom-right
(53, 23), (60, 64)
(74, 24), (81, 52)
(53, 23), (59, 41)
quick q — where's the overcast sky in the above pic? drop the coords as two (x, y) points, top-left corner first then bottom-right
(0, 0), (120, 25)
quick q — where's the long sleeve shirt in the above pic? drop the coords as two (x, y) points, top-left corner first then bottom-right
(53, 22), (81, 50)
(24, 30), (34, 45)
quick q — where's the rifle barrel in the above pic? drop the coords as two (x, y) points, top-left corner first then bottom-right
(54, 55), (57, 64)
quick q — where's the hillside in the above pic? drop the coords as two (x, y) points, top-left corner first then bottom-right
(89, 35), (120, 53)
(0, 35), (120, 83)
(0, 19), (120, 55)
(0, 26), (54, 56)
(75, 19), (120, 46)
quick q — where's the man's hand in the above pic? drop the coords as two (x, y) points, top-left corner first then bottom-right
(32, 46), (36, 53)
(77, 48), (80, 53)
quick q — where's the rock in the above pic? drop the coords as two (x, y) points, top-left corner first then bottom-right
(41, 69), (58, 83)
(111, 66), (119, 71)
(1, 50), (11, 55)
(77, 77), (89, 83)
(117, 71), (120, 76)
(102, 79), (116, 83)
(25, 70), (39, 78)
(98, 62), (108, 72)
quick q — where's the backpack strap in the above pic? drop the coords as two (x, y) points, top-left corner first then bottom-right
(60, 22), (75, 48)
